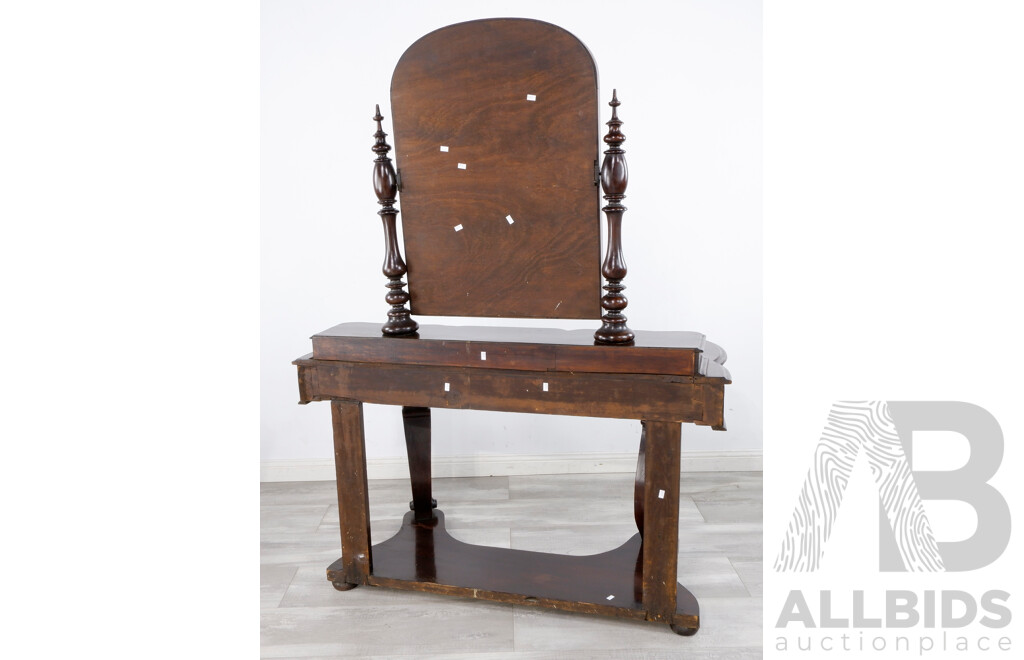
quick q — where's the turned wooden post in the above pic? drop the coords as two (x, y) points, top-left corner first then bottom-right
(372, 104), (418, 336)
(594, 90), (635, 345)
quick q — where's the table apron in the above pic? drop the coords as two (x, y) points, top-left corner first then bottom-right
(296, 359), (725, 425)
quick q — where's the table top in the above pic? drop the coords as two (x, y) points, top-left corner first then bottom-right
(308, 323), (729, 380)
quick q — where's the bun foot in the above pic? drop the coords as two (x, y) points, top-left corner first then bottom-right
(332, 581), (358, 591)
(670, 624), (698, 636)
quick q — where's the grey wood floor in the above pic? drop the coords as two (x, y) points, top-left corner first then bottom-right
(261, 471), (762, 659)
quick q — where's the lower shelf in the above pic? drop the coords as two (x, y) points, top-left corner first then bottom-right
(327, 510), (699, 632)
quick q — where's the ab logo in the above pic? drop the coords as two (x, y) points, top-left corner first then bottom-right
(775, 401), (1009, 572)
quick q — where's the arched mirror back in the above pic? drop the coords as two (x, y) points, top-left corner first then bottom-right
(390, 18), (601, 319)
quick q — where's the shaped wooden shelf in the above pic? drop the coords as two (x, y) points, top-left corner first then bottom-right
(328, 510), (700, 633)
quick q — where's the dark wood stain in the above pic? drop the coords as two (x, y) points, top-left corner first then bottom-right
(311, 322), (731, 378)
(372, 106), (418, 336)
(327, 510), (700, 629)
(390, 18), (601, 319)
(330, 400), (372, 587)
(641, 421), (683, 623)
(298, 17), (734, 637)
(595, 90), (636, 344)
(634, 422), (647, 534)
(402, 406), (436, 519)
(296, 357), (726, 425)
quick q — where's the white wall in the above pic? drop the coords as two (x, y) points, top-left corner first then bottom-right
(261, 0), (762, 470)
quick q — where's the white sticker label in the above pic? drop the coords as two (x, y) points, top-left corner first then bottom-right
(526, 94), (537, 101)
(457, 163), (467, 169)
(444, 382), (450, 392)
(542, 382), (548, 392)
(440, 145), (449, 152)
(658, 489), (666, 499)
(480, 351), (487, 360)
(506, 214), (515, 224)
(606, 594), (615, 600)
(453, 224), (463, 232)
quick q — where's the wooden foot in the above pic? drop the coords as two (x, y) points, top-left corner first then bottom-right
(670, 623), (698, 636)
(332, 581), (358, 591)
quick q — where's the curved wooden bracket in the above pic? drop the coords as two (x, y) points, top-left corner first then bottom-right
(402, 406), (435, 521)
(634, 421), (647, 535)
(595, 90), (635, 345)
(372, 105), (418, 336)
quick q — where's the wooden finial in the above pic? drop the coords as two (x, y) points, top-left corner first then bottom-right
(372, 105), (390, 156)
(371, 105), (418, 336)
(594, 90), (635, 345)
(606, 90), (623, 144)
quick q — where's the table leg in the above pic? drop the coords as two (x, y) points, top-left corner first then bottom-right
(329, 400), (372, 588)
(640, 420), (681, 624)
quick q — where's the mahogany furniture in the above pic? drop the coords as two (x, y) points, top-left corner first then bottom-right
(293, 18), (731, 636)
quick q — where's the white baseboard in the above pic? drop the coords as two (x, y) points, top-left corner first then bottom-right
(260, 450), (762, 482)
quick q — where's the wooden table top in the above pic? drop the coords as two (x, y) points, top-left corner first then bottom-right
(308, 323), (729, 379)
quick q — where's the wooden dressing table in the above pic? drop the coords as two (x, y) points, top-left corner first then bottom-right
(293, 18), (731, 635)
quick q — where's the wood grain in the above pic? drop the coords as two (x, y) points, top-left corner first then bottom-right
(595, 90), (636, 344)
(298, 359), (723, 424)
(294, 15), (736, 638)
(327, 510), (700, 630)
(310, 322), (732, 379)
(634, 422), (647, 534)
(642, 421), (685, 626)
(372, 106), (418, 336)
(390, 18), (601, 319)
(402, 406), (436, 520)
(330, 400), (372, 586)
(262, 474), (763, 654)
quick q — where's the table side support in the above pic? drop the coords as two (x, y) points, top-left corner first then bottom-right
(634, 421), (647, 534)
(330, 400), (372, 587)
(402, 406), (436, 520)
(641, 420), (682, 623)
